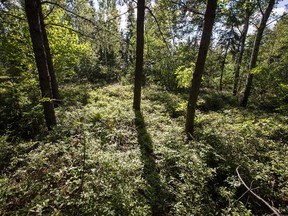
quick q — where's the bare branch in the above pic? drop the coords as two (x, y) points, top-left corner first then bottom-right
(131, 0), (137, 5)
(1, 10), (25, 21)
(42, 0), (129, 43)
(235, 25), (243, 36)
(256, 0), (264, 16)
(43, 4), (56, 19)
(181, 6), (204, 16)
(42, 0), (135, 26)
(45, 22), (96, 40)
(237, 180), (260, 202)
(41, 1), (95, 25)
(41, 0), (134, 37)
(171, 0), (204, 16)
(249, 20), (259, 30)
(106, 5), (136, 24)
(46, 22), (124, 45)
(266, 13), (288, 27)
(145, 6), (171, 54)
(236, 166), (280, 216)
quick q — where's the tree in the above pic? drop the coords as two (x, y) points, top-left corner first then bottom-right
(185, 0), (218, 136)
(39, 3), (61, 106)
(123, 1), (136, 74)
(233, 1), (253, 96)
(218, 27), (233, 91)
(251, 15), (288, 110)
(25, 0), (57, 130)
(240, 0), (276, 107)
(95, 0), (123, 81)
(133, 0), (145, 111)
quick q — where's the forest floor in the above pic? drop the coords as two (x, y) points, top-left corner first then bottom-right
(0, 83), (287, 215)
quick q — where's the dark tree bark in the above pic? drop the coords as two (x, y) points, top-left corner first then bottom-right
(185, 0), (218, 137)
(219, 41), (230, 91)
(233, 7), (251, 96)
(133, 0), (145, 111)
(240, 0), (275, 107)
(25, 0), (57, 130)
(39, 3), (61, 107)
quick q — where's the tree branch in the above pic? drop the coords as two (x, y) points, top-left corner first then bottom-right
(256, 0), (264, 16)
(45, 22), (96, 40)
(41, 1), (95, 25)
(236, 166), (280, 216)
(1, 10), (25, 21)
(235, 25), (243, 36)
(43, 4), (56, 20)
(249, 19), (259, 30)
(46, 22), (123, 45)
(42, 0), (134, 37)
(171, 0), (204, 16)
(266, 13), (288, 27)
(106, 5), (136, 24)
(145, 6), (171, 54)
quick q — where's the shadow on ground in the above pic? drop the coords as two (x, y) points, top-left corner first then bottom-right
(134, 111), (172, 216)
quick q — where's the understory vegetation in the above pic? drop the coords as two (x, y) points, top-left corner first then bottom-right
(1, 84), (287, 215)
(1, 0), (288, 215)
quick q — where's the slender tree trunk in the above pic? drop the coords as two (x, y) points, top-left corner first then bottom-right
(240, 0), (275, 107)
(39, 4), (61, 107)
(233, 7), (251, 96)
(219, 41), (230, 91)
(133, 0), (145, 111)
(185, 0), (217, 137)
(25, 0), (56, 130)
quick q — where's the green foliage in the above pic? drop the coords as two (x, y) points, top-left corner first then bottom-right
(61, 84), (91, 106)
(195, 108), (288, 215)
(248, 16), (288, 111)
(0, 1), (44, 139)
(0, 79), (44, 139)
(198, 88), (238, 111)
(0, 135), (14, 172)
(1, 0), (288, 215)
(143, 85), (185, 118)
(1, 84), (287, 215)
(174, 63), (195, 89)
(45, 8), (93, 82)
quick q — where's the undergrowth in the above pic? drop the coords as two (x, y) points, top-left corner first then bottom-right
(0, 84), (287, 215)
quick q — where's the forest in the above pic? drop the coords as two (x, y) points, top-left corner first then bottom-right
(0, 0), (288, 215)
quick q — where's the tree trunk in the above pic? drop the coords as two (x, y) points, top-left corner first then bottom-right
(133, 0), (145, 111)
(185, 0), (217, 137)
(219, 41), (230, 91)
(25, 0), (57, 130)
(240, 0), (275, 107)
(233, 7), (251, 96)
(39, 3), (61, 107)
